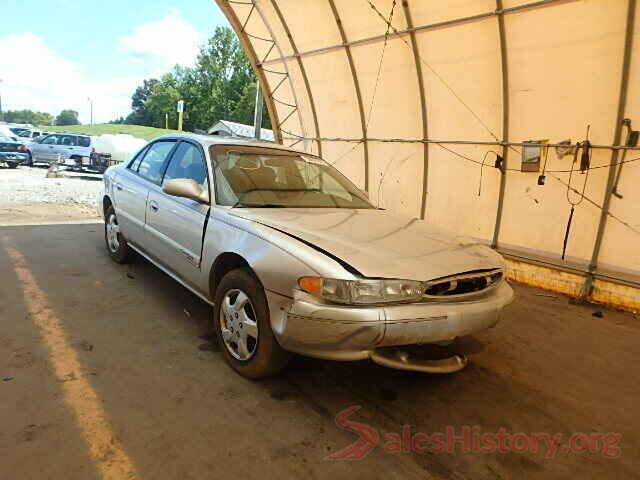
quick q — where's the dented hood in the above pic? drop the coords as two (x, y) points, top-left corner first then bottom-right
(229, 208), (504, 281)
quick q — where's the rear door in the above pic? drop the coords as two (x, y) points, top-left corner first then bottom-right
(113, 140), (177, 248)
(58, 135), (78, 160)
(75, 136), (92, 161)
(145, 141), (210, 286)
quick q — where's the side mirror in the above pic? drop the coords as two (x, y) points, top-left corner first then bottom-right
(163, 178), (210, 204)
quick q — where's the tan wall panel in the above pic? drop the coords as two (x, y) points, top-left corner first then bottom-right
(331, 0), (398, 43)
(349, 37), (423, 215)
(499, 0), (626, 262)
(416, 18), (503, 141)
(325, 142), (367, 191)
(415, 18), (502, 239)
(301, 49), (364, 139)
(409, 0), (494, 25)
(427, 144), (502, 241)
(301, 49), (366, 184)
(349, 38), (422, 139)
(368, 142), (424, 217)
(267, 0), (342, 53)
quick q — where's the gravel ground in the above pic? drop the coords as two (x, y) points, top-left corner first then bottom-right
(0, 165), (103, 207)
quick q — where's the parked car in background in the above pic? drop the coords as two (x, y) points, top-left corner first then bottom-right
(0, 125), (20, 142)
(0, 133), (29, 168)
(99, 134), (514, 379)
(29, 133), (94, 166)
(10, 127), (47, 143)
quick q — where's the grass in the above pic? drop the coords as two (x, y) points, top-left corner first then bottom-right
(47, 124), (181, 141)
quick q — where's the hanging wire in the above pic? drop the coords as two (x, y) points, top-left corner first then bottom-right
(478, 150), (500, 196)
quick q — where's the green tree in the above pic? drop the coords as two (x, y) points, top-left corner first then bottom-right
(126, 78), (160, 125)
(126, 26), (270, 132)
(55, 110), (80, 126)
(3, 109), (54, 125)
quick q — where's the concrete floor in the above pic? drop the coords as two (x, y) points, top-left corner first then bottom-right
(1, 223), (639, 480)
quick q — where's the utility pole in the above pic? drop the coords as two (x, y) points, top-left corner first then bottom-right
(165, 113), (169, 130)
(177, 100), (184, 132)
(87, 97), (93, 126)
(253, 83), (263, 140)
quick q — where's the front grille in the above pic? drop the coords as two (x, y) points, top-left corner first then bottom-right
(424, 269), (503, 299)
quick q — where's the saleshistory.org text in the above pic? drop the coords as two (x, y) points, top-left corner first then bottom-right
(330, 406), (622, 460)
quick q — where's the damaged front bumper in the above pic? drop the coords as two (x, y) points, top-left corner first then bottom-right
(268, 281), (514, 373)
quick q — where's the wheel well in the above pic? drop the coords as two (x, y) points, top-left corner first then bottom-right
(210, 252), (250, 296)
(103, 195), (112, 219)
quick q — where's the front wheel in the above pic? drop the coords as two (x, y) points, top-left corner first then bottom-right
(104, 206), (135, 264)
(214, 268), (290, 379)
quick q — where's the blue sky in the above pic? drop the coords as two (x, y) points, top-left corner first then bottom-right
(0, 0), (230, 123)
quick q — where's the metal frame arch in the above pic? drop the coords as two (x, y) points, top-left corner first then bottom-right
(491, 0), (511, 249)
(216, 0), (283, 144)
(327, 0), (371, 192)
(270, 0), (323, 156)
(252, 0), (310, 152)
(401, 0), (429, 220)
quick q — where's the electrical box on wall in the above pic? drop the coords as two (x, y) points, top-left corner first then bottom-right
(521, 140), (548, 172)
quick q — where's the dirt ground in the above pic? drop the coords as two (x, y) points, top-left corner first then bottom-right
(1, 218), (639, 479)
(0, 202), (100, 225)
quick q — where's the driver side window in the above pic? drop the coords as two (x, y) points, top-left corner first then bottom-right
(42, 135), (59, 145)
(163, 142), (208, 191)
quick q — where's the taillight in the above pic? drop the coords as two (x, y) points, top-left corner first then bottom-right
(18, 145), (28, 152)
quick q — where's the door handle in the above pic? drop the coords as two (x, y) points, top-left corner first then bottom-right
(149, 201), (159, 212)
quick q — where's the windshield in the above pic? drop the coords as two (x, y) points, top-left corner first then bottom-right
(211, 146), (373, 209)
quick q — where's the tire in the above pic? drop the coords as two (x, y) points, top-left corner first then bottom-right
(7, 162), (18, 169)
(214, 268), (290, 379)
(26, 153), (33, 167)
(104, 206), (135, 264)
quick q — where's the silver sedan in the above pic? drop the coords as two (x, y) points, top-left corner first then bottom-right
(99, 134), (513, 378)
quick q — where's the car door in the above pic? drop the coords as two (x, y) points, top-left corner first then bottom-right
(58, 135), (78, 160)
(145, 141), (210, 286)
(32, 134), (60, 163)
(113, 140), (177, 248)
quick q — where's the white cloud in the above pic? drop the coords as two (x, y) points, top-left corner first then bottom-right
(0, 33), (142, 124)
(118, 9), (204, 69)
(0, 10), (203, 125)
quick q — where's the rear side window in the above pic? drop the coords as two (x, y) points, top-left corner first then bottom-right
(137, 141), (175, 183)
(163, 142), (208, 190)
(128, 146), (149, 171)
(60, 135), (77, 146)
(77, 136), (90, 147)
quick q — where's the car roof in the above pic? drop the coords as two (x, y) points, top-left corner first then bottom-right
(152, 133), (311, 156)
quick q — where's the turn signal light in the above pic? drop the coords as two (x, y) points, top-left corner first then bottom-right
(298, 276), (322, 295)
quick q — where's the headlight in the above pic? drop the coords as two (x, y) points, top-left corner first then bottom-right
(298, 277), (424, 305)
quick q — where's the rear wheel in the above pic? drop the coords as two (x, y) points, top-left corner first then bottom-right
(7, 162), (18, 169)
(214, 268), (290, 379)
(104, 206), (135, 264)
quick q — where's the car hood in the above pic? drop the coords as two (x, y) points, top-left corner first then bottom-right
(228, 208), (504, 281)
